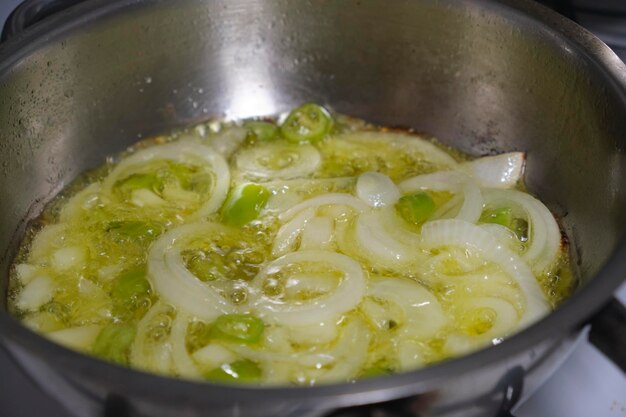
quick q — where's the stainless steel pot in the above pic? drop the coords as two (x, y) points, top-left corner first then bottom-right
(0, 1), (625, 416)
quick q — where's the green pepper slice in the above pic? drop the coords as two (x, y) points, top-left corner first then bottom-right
(280, 103), (333, 143)
(222, 184), (270, 226)
(245, 121), (279, 142)
(205, 360), (262, 383)
(92, 324), (136, 365)
(210, 314), (264, 344)
(111, 267), (151, 301)
(396, 192), (436, 226)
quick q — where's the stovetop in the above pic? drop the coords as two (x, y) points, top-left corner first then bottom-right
(0, 1), (624, 416)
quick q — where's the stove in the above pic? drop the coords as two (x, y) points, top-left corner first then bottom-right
(0, 1), (624, 416)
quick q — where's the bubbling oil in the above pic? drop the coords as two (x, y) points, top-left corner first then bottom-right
(8, 106), (574, 385)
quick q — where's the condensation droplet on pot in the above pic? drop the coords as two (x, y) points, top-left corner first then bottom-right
(144, 76), (152, 84)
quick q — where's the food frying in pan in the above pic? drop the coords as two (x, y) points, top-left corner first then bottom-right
(8, 104), (574, 385)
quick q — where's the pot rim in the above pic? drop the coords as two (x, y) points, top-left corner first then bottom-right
(0, 0), (625, 408)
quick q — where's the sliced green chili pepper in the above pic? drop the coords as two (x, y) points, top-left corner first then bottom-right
(107, 221), (164, 242)
(92, 324), (136, 365)
(205, 360), (262, 383)
(210, 314), (265, 344)
(111, 267), (151, 301)
(396, 192), (436, 226)
(480, 207), (513, 228)
(222, 184), (270, 226)
(245, 121), (279, 142)
(280, 103), (333, 143)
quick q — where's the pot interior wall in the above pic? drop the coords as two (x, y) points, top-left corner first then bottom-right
(0, 0), (625, 306)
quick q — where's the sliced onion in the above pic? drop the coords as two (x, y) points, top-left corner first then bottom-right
(483, 189), (561, 274)
(420, 219), (550, 327)
(205, 127), (247, 158)
(399, 171), (483, 223)
(192, 343), (236, 370)
(356, 172), (400, 208)
(251, 250), (366, 326)
(279, 193), (368, 222)
(354, 210), (415, 265)
(368, 278), (447, 340)
(46, 325), (102, 351)
(272, 207), (316, 257)
(29, 224), (67, 261)
(102, 139), (230, 218)
(305, 318), (370, 383)
(16, 275), (54, 311)
(170, 313), (202, 379)
(397, 340), (426, 370)
(480, 223), (521, 252)
(14, 264), (41, 285)
(461, 152), (525, 189)
(462, 297), (519, 339)
(235, 143), (321, 180)
(228, 318), (369, 384)
(227, 341), (336, 368)
(147, 223), (239, 321)
(288, 320), (338, 346)
(131, 301), (174, 374)
(263, 177), (355, 213)
(59, 182), (101, 222)
(299, 217), (334, 251)
(335, 131), (458, 168)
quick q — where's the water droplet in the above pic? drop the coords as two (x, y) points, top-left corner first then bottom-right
(144, 76), (152, 84)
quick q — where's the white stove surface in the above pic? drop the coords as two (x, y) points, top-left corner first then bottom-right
(516, 284), (626, 417)
(0, 1), (624, 416)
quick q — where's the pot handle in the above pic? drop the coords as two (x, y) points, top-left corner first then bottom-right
(588, 297), (626, 373)
(1, 0), (85, 41)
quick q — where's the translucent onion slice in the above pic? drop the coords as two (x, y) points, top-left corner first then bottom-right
(334, 131), (458, 168)
(102, 139), (230, 218)
(59, 183), (101, 222)
(479, 223), (521, 252)
(170, 313), (202, 379)
(355, 172), (400, 208)
(235, 143), (321, 180)
(399, 171), (483, 223)
(251, 250), (366, 326)
(16, 275), (54, 311)
(304, 318), (371, 384)
(460, 152), (525, 189)
(263, 177), (355, 213)
(228, 318), (369, 384)
(205, 127), (247, 158)
(462, 297), (519, 339)
(279, 193), (368, 223)
(147, 223), (239, 321)
(368, 278), (447, 340)
(483, 189), (561, 274)
(354, 210), (416, 265)
(299, 217), (334, 250)
(420, 219), (550, 327)
(272, 207), (316, 257)
(131, 301), (174, 374)
(46, 325), (102, 351)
